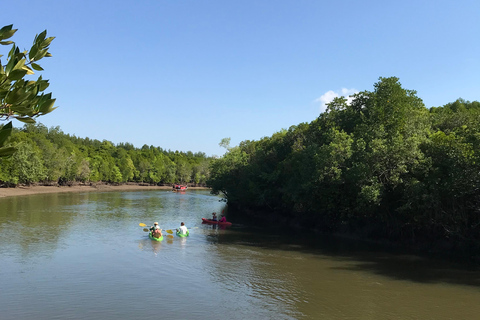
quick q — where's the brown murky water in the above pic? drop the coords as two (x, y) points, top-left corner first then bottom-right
(1, 190), (479, 319)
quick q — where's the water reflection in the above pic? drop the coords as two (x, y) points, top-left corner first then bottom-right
(178, 236), (187, 247)
(137, 236), (166, 253)
(2, 190), (480, 320)
(0, 193), (88, 258)
(199, 224), (480, 319)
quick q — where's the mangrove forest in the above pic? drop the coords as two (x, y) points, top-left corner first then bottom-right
(0, 123), (212, 187)
(207, 77), (480, 255)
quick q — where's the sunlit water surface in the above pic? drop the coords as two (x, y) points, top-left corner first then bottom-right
(1, 190), (480, 319)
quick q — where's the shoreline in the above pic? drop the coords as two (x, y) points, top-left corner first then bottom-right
(0, 184), (210, 198)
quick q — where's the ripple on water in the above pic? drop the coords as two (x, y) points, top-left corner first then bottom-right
(2, 191), (480, 320)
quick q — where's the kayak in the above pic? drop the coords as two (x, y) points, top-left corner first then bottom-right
(176, 230), (190, 237)
(149, 232), (163, 241)
(202, 218), (232, 226)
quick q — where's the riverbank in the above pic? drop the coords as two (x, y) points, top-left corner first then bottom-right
(0, 183), (209, 198)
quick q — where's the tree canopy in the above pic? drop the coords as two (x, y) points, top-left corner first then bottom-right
(208, 77), (480, 252)
(0, 123), (213, 187)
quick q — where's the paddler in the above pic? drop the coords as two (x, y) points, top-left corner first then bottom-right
(177, 222), (188, 235)
(150, 222), (162, 238)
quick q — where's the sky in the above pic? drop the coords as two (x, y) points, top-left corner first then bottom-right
(1, 0), (479, 156)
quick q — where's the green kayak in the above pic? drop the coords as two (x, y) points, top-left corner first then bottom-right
(176, 230), (189, 237)
(149, 232), (163, 241)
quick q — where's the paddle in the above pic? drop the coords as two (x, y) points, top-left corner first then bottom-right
(139, 223), (175, 233)
(144, 229), (174, 239)
(140, 224), (174, 239)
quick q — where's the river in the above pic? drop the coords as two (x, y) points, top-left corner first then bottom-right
(1, 189), (479, 319)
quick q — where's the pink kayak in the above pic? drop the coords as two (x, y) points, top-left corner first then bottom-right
(202, 218), (232, 226)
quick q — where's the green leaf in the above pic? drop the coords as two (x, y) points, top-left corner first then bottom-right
(29, 44), (38, 60)
(22, 65), (35, 75)
(7, 43), (16, 58)
(35, 30), (47, 44)
(8, 69), (28, 81)
(42, 36), (55, 48)
(0, 146), (16, 157)
(0, 24), (13, 34)
(5, 89), (26, 106)
(0, 25), (16, 41)
(12, 46), (20, 57)
(31, 63), (44, 71)
(5, 55), (16, 75)
(0, 121), (13, 146)
(38, 98), (56, 114)
(37, 79), (50, 92)
(33, 49), (48, 62)
(13, 58), (26, 71)
(0, 40), (13, 45)
(15, 117), (36, 124)
(48, 106), (58, 114)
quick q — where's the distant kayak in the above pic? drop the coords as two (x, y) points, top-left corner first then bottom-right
(176, 230), (190, 237)
(173, 184), (188, 191)
(149, 232), (163, 241)
(202, 218), (232, 226)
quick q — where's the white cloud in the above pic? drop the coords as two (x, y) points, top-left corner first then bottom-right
(341, 88), (357, 96)
(315, 88), (358, 113)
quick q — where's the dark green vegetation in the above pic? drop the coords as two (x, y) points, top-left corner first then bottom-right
(0, 123), (212, 186)
(0, 25), (57, 157)
(208, 77), (480, 255)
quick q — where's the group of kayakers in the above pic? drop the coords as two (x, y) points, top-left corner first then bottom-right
(149, 221), (189, 238)
(148, 212), (227, 239)
(211, 212), (227, 223)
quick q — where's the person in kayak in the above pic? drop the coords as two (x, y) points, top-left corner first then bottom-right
(212, 212), (217, 221)
(219, 215), (227, 223)
(177, 222), (188, 235)
(150, 222), (162, 238)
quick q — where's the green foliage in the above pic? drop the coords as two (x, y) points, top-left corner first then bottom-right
(219, 137), (231, 150)
(208, 77), (480, 249)
(0, 123), (214, 187)
(0, 25), (56, 157)
(0, 122), (14, 156)
(12, 142), (45, 184)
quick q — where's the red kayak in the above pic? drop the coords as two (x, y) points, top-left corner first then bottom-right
(202, 218), (232, 226)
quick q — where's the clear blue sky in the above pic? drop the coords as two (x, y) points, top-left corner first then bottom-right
(2, 0), (479, 156)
